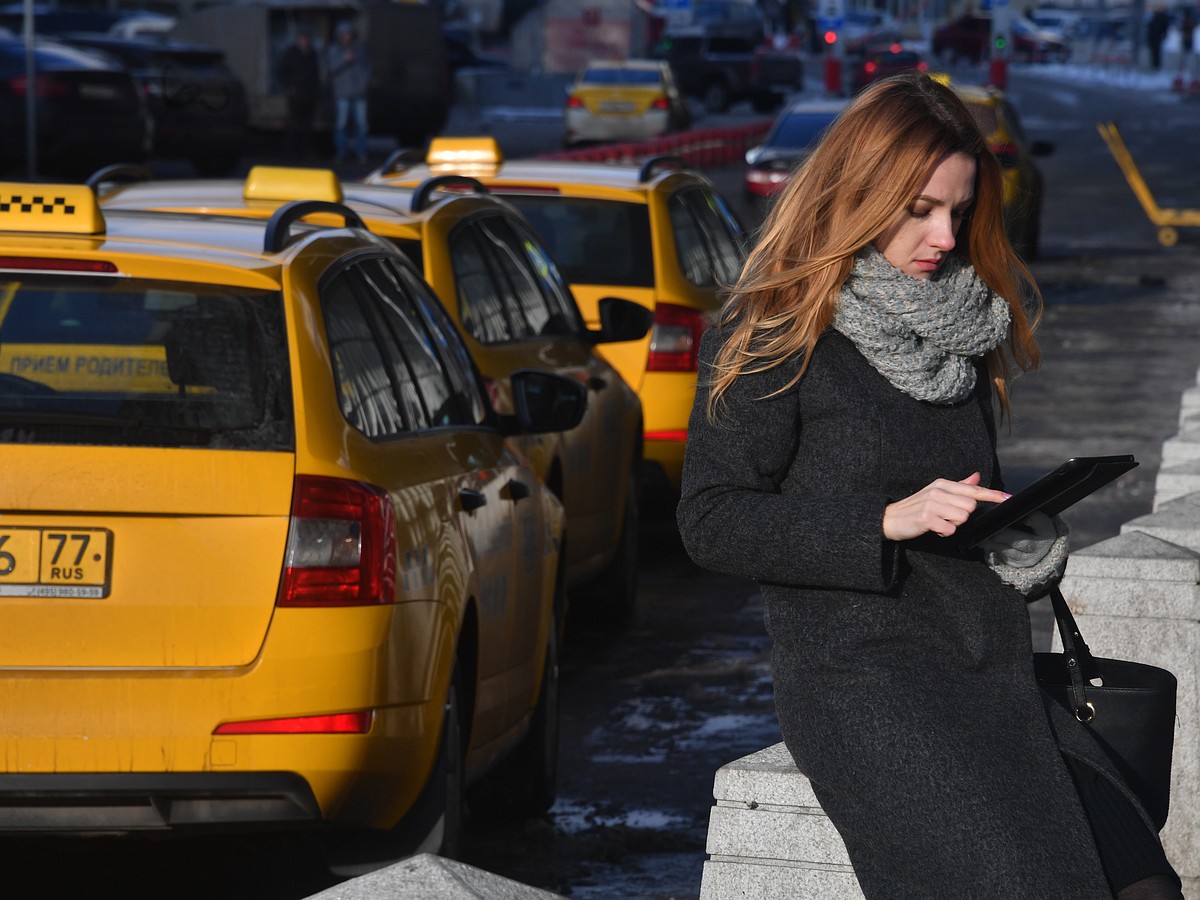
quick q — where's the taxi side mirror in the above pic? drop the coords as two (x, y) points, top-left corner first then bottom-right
(500, 369), (588, 435)
(587, 296), (654, 345)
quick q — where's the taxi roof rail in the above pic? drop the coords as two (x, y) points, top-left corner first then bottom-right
(410, 175), (489, 213)
(263, 200), (367, 253)
(85, 163), (153, 192)
(377, 147), (426, 178)
(637, 155), (689, 182)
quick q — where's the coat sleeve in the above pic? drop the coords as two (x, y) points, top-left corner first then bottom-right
(676, 328), (899, 592)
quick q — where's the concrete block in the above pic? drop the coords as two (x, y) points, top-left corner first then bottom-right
(1156, 460), (1200, 508)
(1060, 530), (1200, 886)
(303, 853), (565, 900)
(700, 859), (863, 900)
(1161, 428), (1200, 467)
(1123, 494), (1200, 554)
(1177, 384), (1200, 428)
(1066, 531), (1200, 584)
(701, 745), (863, 900)
(707, 805), (851, 867)
(712, 741), (821, 808)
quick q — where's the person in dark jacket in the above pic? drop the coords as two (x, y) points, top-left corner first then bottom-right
(327, 20), (371, 162)
(1147, 8), (1170, 70)
(277, 28), (321, 159)
(676, 73), (1182, 899)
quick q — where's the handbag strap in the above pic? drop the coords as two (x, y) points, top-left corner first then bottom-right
(1049, 586), (1102, 723)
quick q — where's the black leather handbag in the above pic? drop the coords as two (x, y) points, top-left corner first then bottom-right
(1035, 587), (1178, 831)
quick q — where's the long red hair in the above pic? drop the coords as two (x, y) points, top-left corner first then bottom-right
(708, 73), (1040, 419)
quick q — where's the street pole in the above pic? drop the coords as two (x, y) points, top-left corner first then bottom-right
(989, 0), (1011, 91)
(22, 0), (37, 181)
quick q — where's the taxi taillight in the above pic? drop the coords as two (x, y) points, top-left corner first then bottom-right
(990, 142), (1020, 168)
(6, 74), (71, 98)
(566, 95), (584, 108)
(277, 476), (397, 607)
(651, 97), (669, 110)
(213, 711), (374, 735)
(0, 257), (117, 273)
(647, 302), (705, 372)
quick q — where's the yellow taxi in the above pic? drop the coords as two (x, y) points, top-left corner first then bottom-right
(366, 138), (748, 503)
(945, 80), (1054, 260)
(95, 165), (649, 622)
(0, 181), (587, 860)
(564, 59), (691, 147)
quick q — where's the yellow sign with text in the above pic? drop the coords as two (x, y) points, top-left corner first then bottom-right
(0, 343), (173, 393)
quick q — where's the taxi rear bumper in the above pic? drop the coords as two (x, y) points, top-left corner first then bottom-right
(0, 772), (320, 832)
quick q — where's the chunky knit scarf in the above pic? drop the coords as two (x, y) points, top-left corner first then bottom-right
(832, 247), (1011, 404)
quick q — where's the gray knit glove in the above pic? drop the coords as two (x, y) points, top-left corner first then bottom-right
(983, 511), (1070, 601)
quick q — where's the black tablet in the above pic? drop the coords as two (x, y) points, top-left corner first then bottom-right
(958, 455), (1139, 549)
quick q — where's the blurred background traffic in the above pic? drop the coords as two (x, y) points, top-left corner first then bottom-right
(1, 0), (1197, 182)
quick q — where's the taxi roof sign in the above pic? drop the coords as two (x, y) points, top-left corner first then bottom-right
(244, 166), (343, 203)
(427, 136), (503, 175)
(0, 184), (105, 235)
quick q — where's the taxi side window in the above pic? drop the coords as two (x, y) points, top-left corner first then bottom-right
(474, 215), (555, 340)
(507, 218), (582, 338)
(388, 260), (489, 427)
(357, 258), (483, 429)
(321, 269), (408, 438)
(450, 225), (513, 344)
(669, 190), (717, 287)
(668, 188), (745, 288)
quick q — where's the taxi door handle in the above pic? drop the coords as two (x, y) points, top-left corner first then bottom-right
(459, 489), (487, 512)
(588, 375), (608, 391)
(502, 480), (531, 503)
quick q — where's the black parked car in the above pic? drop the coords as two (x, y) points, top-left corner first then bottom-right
(59, 35), (248, 175)
(0, 36), (148, 177)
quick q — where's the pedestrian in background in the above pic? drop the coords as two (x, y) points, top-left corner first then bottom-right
(327, 20), (371, 163)
(1147, 7), (1170, 71)
(1177, 6), (1198, 84)
(677, 73), (1183, 899)
(277, 28), (321, 159)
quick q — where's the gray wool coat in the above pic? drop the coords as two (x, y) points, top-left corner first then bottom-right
(677, 327), (1156, 899)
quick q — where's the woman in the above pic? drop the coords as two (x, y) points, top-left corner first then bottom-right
(676, 74), (1181, 899)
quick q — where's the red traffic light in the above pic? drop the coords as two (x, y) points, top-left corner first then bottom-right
(824, 30), (837, 44)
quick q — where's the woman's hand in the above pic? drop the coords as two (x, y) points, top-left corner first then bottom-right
(882, 472), (1011, 541)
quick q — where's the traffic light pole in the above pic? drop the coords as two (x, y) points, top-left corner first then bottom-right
(989, 0), (1012, 90)
(816, 0), (845, 97)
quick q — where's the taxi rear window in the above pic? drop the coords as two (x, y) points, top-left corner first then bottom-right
(0, 276), (292, 450)
(501, 197), (654, 288)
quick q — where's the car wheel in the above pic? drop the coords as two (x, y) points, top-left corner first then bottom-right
(468, 609), (560, 818)
(576, 464), (640, 626)
(432, 662), (467, 857)
(322, 658), (466, 873)
(702, 80), (731, 113)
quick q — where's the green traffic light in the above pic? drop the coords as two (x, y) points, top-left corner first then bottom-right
(994, 36), (1007, 50)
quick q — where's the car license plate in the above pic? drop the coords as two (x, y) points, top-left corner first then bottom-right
(598, 101), (635, 114)
(78, 84), (118, 100)
(0, 527), (112, 598)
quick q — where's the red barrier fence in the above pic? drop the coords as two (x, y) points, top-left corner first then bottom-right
(536, 121), (773, 170)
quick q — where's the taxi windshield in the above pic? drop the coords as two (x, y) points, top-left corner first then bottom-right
(0, 276), (292, 450)
(500, 197), (655, 288)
